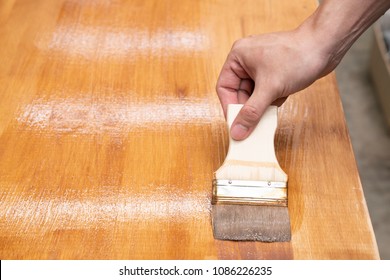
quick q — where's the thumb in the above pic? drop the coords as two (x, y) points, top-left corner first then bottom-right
(230, 91), (271, 141)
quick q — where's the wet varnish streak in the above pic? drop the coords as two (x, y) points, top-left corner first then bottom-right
(0, 0), (378, 259)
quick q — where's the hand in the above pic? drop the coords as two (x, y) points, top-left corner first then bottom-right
(216, 29), (334, 140)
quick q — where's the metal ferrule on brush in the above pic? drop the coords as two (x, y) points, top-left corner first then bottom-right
(212, 179), (288, 206)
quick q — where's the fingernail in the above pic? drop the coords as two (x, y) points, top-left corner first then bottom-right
(231, 124), (249, 140)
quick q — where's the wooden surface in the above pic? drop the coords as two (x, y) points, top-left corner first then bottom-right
(0, 0), (379, 259)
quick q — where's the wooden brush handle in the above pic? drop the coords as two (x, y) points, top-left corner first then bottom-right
(215, 104), (287, 182)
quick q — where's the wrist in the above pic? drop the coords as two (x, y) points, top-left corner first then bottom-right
(296, 0), (390, 75)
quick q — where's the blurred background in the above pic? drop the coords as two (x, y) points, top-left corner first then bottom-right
(335, 13), (390, 259)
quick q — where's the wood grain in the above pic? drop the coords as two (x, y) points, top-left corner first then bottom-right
(0, 0), (379, 259)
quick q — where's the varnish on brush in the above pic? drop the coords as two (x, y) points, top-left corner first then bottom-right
(211, 104), (291, 241)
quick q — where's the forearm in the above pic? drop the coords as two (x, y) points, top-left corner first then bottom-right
(298, 0), (390, 73)
(216, 0), (390, 140)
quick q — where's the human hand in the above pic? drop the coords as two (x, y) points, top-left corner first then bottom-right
(216, 29), (335, 140)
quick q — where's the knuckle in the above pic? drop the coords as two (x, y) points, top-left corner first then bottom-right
(231, 38), (245, 51)
(240, 105), (261, 124)
(215, 82), (221, 93)
(231, 39), (241, 48)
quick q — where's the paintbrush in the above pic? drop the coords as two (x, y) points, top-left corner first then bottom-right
(211, 104), (291, 242)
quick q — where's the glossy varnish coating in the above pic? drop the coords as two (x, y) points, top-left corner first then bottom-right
(0, 0), (379, 259)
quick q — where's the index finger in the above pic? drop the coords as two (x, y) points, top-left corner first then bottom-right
(215, 56), (251, 116)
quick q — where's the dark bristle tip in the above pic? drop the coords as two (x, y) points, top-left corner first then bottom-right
(211, 204), (291, 242)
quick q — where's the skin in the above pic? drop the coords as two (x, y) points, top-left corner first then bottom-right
(216, 0), (390, 141)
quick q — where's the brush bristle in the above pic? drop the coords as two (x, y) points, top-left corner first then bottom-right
(212, 204), (291, 242)
(212, 105), (290, 242)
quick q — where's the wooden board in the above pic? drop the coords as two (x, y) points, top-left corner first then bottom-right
(0, 0), (379, 259)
